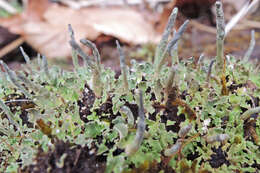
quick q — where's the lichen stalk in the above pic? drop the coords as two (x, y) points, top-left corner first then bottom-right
(116, 40), (129, 93)
(92, 67), (103, 98)
(206, 59), (216, 83)
(42, 55), (50, 78)
(68, 24), (94, 68)
(119, 106), (134, 127)
(206, 134), (229, 143)
(241, 106), (260, 120)
(215, 1), (225, 75)
(0, 99), (20, 132)
(154, 20), (189, 79)
(125, 90), (146, 155)
(17, 72), (41, 93)
(19, 47), (31, 65)
(178, 123), (192, 138)
(197, 53), (205, 66)
(79, 38), (103, 98)
(170, 30), (179, 65)
(80, 39), (101, 71)
(0, 60), (31, 98)
(154, 7), (178, 66)
(164, 65), (177, 103)
(164, 139), (182, 156)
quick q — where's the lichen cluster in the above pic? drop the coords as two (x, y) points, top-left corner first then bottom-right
(0, 1), (259, 173)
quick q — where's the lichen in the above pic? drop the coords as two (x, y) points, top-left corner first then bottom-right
(0, 1), (259, 173)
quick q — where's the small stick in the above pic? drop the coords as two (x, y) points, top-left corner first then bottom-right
(243, 30), (255, 61)
(190, 20), (216, 34)
(4, 99), (32, 104)
(0, 0), (17, 14)
(225, 0), (260, 35)
(0, 37), (24, 58)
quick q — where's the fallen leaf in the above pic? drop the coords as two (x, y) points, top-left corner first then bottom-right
(0, 1), (159, 58)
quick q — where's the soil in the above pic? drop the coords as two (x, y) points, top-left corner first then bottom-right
(208, 147), (230, 168)
(22, 140), (106, 173)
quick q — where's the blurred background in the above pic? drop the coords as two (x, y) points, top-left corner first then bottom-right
(0, 0), (259, 72)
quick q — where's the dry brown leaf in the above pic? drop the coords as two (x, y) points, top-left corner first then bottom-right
(0, 1), (158, 58)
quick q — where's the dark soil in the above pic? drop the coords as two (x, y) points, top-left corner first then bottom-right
(208, 147), (230, 168)
(22, 140), (106, 173)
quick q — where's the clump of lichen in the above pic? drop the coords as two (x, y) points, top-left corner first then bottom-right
(0, 1), (260, 173)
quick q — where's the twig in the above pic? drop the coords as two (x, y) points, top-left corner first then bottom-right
(225, 0), (260, 35)
(241, 20), (260, 29)
(4, 99), (32, 103)
(55, 0), (171, 9)
(190, 20), (216, 34)
(0, 0), (17, 14)
(243, 30), (255, 61)
(0, 37), (24, 58)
